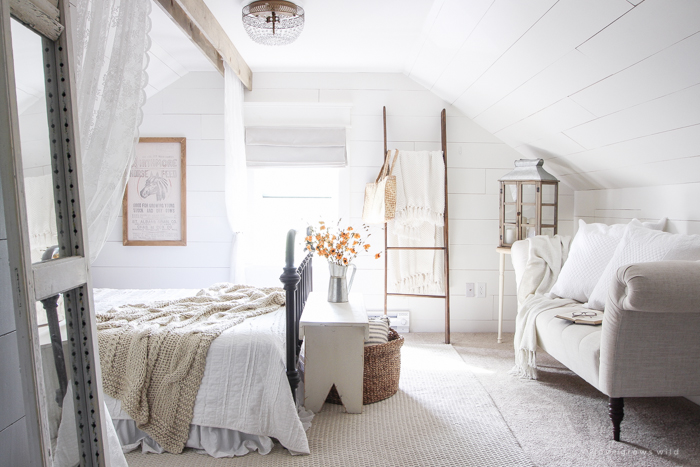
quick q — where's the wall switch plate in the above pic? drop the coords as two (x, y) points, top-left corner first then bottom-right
(477, 282), (487, 298)
(466, 282), (475, 297)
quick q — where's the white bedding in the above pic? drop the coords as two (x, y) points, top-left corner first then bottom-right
(93, 288), (311, 456)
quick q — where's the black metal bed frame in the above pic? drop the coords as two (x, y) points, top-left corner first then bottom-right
(279, 229), (313, 402)
(40, 230), (312, 409)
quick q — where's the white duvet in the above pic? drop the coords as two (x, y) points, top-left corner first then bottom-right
(93, 288), (310, 455)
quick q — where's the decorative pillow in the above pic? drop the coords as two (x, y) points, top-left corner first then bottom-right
(365, 316), (390, 346)
(642, 217), (668, 231)
(586, 224), (700, 311)
(548, 219), (650, 303)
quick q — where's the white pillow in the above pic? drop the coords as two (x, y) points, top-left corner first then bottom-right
(364, 316), (390, 346)
(586, 224), (700, 311)
(548, 219), (649, 303)
(641, 217), (668, 231)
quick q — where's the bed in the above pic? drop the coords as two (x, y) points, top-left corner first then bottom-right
(52, 229), (314, 459)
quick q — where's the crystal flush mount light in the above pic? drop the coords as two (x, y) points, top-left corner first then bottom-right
(242, 1), (305, 46)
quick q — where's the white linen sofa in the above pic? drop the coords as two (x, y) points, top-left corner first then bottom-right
(511, 241), (700, 441)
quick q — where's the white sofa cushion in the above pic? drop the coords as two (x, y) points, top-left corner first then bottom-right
(535, 304), (603, 390)
(587, 224), (700, 311)
(548, 219), (657, 303)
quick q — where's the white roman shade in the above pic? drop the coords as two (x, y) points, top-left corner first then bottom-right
(245, 127), (347, 167)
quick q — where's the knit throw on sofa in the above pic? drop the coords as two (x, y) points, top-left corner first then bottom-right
(96, 284), (285, 453)
(510, 236), (577, 379)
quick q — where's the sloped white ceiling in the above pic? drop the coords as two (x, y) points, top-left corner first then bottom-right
(146, 1), (215, 97)
(13, 0), (698, 192)
(152, 0), (700, 192)
(405, 0), (700, 191)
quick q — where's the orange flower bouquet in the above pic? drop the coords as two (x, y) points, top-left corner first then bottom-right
(305, 220), (381, 266)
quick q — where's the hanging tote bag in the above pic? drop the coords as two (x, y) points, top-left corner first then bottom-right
(383, 149), (399, 220)
(362, 150), (399, 224)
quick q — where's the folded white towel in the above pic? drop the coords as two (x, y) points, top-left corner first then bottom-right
(393, 151), (445, 240)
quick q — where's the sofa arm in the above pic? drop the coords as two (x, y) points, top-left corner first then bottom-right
(599, 261), (700, 398)
(609, 260), (700, 313)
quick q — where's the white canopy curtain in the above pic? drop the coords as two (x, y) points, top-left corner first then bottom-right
(224, 63), (247, 283)
(73, 0), (152, 263)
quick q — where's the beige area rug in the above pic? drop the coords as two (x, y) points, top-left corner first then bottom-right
(125, 335), (533, 467)
(449, 332), (700, 467)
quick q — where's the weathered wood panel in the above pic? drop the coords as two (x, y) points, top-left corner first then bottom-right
(9, 0), (62, 41)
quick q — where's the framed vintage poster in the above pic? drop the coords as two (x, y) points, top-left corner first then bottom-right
(123, 137), (187, 246)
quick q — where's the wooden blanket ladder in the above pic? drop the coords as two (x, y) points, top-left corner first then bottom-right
(382, 106), (451, 344)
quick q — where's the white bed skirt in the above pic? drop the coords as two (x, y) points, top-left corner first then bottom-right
(115, 420), (275, 457)
(113, 403), (314, 458)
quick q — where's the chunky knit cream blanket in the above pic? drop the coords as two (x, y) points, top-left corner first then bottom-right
(96, 284), (285, 453)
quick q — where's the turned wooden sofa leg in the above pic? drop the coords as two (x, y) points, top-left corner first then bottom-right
(609, 397), (624, 441)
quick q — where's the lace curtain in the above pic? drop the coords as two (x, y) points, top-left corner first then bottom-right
(224, 63), (247, 283)
(72, 0), (152, 263)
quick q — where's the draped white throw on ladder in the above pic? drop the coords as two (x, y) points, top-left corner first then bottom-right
(393, 151), (445, 239)
(73, 0), (152, 262)
(389, 150), (445, 295)
(224, 64), (248, 283)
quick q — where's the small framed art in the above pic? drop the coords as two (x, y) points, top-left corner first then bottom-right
(122, 137), (186, 246)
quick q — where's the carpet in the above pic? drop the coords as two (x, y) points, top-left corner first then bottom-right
(124, 335), (533, 467)
(450, 332), (700, 467)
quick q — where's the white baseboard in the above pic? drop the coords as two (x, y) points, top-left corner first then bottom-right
(686, 396), (700, 406)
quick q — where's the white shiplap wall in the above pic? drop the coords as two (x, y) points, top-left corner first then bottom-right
(92, 72), (233, 289)
(93, 71), (575, 332)
(575, 184), (700, 236)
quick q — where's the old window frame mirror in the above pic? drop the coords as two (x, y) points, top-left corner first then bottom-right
(0, 1), (110, 465)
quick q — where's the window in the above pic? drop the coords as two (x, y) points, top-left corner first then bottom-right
(245, 167), (340, 283)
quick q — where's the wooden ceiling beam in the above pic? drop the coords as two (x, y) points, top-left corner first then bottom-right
(154, 0), (223, 76)
(154, 0), (252, 90)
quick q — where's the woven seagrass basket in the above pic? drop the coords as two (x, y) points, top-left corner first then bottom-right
(326, 328), (404, 405)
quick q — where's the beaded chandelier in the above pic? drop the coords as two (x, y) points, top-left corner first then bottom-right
(242, 1), (305, 46)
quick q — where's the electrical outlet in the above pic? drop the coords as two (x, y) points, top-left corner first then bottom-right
(466, 282), (475, 297)
(477, 282), (487, 298)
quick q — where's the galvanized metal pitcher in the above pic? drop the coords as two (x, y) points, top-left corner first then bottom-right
(327, 262), (357, 303)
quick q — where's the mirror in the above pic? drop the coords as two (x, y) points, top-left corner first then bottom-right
(10, 17), (73, 461)
(11, 19), (60, 264)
